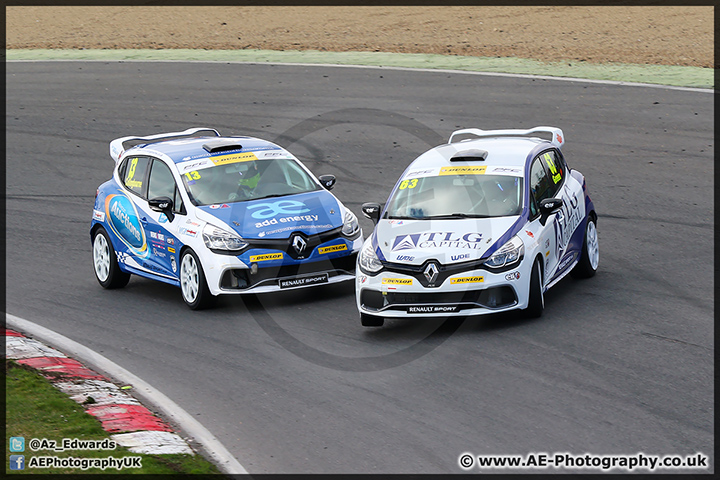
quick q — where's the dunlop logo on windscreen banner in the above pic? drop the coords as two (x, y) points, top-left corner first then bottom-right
(439, 166), (487, 176)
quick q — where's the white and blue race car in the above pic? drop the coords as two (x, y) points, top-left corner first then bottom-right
(91, 128), (362, 309)
(356, 126), (598, 326)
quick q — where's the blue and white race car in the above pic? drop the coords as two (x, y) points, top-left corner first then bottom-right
(356, 126), (598, 326)
(91, 128), (362, 309)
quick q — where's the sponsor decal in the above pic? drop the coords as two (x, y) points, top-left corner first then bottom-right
(557, 253), (577, 272)
(171, 256), (177, 273)
(408, 305), (458, 313)
(256, 223), (334, 237)
(525, 230), (535, 239)
(179, 227), (199, 237)
(249, 200), (311, 220)
(391, 234), (421, 251)
(404, 168), (437, 179)
(250, 252), (283, 262)
(153, 247), (167, 258)
(553, 184), (583, 258)
(209, 204), (230, 209)
(450, 276), (484, 284)
(92, 209), (106, 222)
(279, 274), (328, 289)
(167, 237), (175, 245)
(210, 152), (258, 166)
(391, 232), (484, 251)
(150, 231), (165, 242)
(186, 219), (201, 227)
(451, 253), (470, 261)
(105, 194), (148, 256)
(545, 251), (550, 257)
(505, 271), (521, 281)
(358, 275), (368, 284)
(490, 167), (522, 174)
(181, 159), (211, 172)
(158, 213), (168, 224)
(319, 244), (348, 255)
(396, 255), (415, 262)
(168, 247), (176, 254)
(545, 239), (550, 249)
(254, 214), (319, 229)
(556, 133), (563, 144)
(389, 220), (405, 226)
(439, 165), (486, 176)
(382, 278), (413, 285)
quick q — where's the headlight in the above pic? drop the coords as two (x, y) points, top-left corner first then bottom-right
(342, 210), (360, 237)
(202, 223), (248, 251)
(358, 242), (383, 274)
(484, 235), (524, 269)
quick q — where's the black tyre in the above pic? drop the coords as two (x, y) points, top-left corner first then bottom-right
(179, 249), (215, 310)
(92, 227), (130, 289)
(571, 216), (599, 279)
(360, 313), (384, 327)
(524, 258), (544, 319)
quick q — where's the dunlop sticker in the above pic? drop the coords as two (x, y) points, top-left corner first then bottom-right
(450, 276), (484, 284)
(439, 165), (487, 176)
(382, 278), (413, 285)
(250, 252), (283, 262)
(319, 244), (348, 255)
(211, 152), (258, 166)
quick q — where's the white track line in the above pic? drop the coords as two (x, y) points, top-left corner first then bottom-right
(5, 313), (248, 475)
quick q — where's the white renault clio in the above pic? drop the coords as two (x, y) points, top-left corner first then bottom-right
(356, 126), (598, 326)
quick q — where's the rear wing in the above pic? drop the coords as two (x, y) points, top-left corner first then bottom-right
(109, 127), (220, 163)
(448, 126), (564, 149)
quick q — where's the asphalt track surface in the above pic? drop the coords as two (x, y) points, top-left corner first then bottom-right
(6, 61), (714, 474)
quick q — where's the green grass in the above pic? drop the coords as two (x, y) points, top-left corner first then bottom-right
(5, 360), (225, 475)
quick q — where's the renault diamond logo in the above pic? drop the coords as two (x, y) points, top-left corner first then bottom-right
(292, 235), (307, 254)
(424, 262), (439, 284)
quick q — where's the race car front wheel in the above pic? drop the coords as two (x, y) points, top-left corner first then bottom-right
(92, 227), (130, 289)
(180, 249), (214, 310)
(571, 216), (599, 279)
(524, 258), (544, 319)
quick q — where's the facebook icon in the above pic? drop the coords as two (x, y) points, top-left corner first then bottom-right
(10, 455), (25, 470)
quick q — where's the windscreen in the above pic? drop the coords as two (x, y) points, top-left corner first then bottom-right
(180, 157), (321, 206)
(385, 174), (523, 219)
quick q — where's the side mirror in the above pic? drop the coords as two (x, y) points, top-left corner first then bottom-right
(539, 197), (563, 226)
(318, 174), (336, 190)
(149, 196), (175, 222)
(361, 202), (382, 225)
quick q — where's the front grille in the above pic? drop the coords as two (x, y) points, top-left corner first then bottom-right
(220, 253), (357, 290)
(360, 286), (517, 312)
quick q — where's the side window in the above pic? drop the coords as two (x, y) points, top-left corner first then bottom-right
(122, 156), (150, 197)
(147, 159), (184, 214)
(530, 157), (553, 208)
(542, 150), (564, 191)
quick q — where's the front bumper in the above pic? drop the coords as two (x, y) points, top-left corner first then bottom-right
(355, 262), (531, 318)
(201, 235), (363, 295)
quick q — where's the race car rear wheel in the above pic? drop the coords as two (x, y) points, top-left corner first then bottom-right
(360, 313), (384, 327)
(571, 216), (599, 279)
(524, 258), (544, 318)
(180, 249), (215, 310)
(92, 227), (130, 289)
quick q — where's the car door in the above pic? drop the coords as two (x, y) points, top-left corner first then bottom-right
(525, 150), (563, 285)
(142, 157), (185, 279)
(546, 150), (586, 279)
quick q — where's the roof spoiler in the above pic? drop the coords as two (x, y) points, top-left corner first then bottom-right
(109, 127), (220, 163)
(448, 126), (564, 149)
